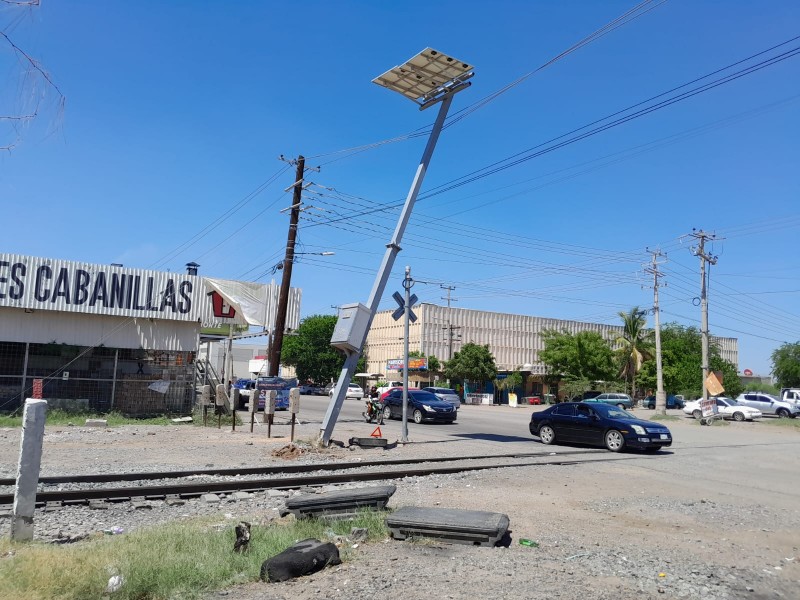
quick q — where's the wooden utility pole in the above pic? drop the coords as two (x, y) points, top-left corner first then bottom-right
(269, 156), (305, 377)
(645, 248), (667, 415)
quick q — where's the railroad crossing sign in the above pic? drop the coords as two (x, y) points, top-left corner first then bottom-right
(391, 291), (417, 322)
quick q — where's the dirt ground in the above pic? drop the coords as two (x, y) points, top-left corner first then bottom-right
(1, 411), (799, 600)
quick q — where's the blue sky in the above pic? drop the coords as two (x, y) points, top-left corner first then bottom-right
(2, 1), (798, 376)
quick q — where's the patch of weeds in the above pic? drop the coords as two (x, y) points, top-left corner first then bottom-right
(648, 414), (680, 422)
(762, 417), (800, 429)
(0, 510), (389, 600)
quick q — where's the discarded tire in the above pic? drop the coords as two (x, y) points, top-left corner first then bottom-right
(260, 538), (342, 582)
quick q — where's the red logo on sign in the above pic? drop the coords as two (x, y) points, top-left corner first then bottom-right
(210, 292), (236, 318)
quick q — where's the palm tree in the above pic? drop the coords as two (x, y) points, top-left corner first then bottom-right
(616, 307), (654, 402)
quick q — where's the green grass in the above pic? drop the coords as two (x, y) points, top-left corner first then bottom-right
(648, 413), (680, 422)
(762, 417), (800, 429)
(0, 510), (389, 600)
(0, 408), (242, 429)
(0, 410), (174, 428)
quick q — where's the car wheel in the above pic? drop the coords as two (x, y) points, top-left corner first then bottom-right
(777, 408), (790, 418)
(648, 405), (654, 410)
(382, 405), (392, 421)
(616, 403), (626, 409)
(604, 429), (625, 452)
(692, 409), (702, 419)
(733, 411), (745, 422)
(413, 409), (424, 424)
(539, 425), (555, 445)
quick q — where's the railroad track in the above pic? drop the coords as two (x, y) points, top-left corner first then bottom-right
(0, 450), (644, 507)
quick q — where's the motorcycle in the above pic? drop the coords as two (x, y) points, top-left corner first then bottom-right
(363, 396), (384, 424)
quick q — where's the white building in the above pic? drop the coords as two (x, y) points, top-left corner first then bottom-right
(0, 254), (300, 415)
(364, 303), (738, 399)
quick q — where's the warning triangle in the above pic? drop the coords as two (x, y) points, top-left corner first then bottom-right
(370, 426), (382, 438)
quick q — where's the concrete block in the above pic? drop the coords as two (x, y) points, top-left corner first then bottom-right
(281, 485), (396, 519)
(84, 419), (108, 427)
(386, 506), (510, 547)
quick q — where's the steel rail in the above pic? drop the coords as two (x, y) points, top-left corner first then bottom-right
(0, 453), (641, 507)
(0, 449), (606, 486)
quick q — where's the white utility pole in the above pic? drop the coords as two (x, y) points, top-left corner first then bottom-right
(645, 248), (667, 415)
(689, 230), (719, 404)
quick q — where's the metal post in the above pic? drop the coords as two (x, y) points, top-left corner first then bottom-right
(401, 266), (413, 442)
(320, 93), (455, 445)
(19, 342), (29, 406)
(110, 348), (119, 410)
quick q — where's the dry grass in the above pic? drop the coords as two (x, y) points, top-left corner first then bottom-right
(0, 511), (389, 600)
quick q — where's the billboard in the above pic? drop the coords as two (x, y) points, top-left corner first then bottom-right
(387, 357), (428, 371)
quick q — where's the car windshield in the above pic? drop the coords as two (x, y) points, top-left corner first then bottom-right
(589, 403), (635, 419)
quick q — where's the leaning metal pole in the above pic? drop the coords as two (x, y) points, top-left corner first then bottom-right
(320, 93), (455, 445)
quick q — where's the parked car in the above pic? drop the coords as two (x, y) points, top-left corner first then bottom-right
(569, 390), (602, 402)
(529, 402), (672, 453)
(583, 393), (634, 409)
(422, 387), (461, 409)
(376, 381), (403, 396)
(642, 395), (685, 409)
(380, 386), (404, 401)
(735, 392), (799, 418)
(382, 388), (457, 424)
(327, 382), (365, 400)
(297, 384), (315, 395)
(682, 397), (762, 421)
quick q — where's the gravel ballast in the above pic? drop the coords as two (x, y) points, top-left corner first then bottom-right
(0, 414), (798, 600)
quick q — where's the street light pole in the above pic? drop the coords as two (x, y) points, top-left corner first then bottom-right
(270, 156), (305, 377)
(319, 48), (474, 445)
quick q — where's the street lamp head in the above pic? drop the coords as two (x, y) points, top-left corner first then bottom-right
(372, 48), (474, 110)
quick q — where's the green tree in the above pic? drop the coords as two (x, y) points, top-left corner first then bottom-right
(443, 343), (497, 388)
(540, 329), (616, 386)
(615, 307), (654, 400)
(637, 323), (742, 399)
(280, 314), (365, 383)
(771, 342), (800, 388)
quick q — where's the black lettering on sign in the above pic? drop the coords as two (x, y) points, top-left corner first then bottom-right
(10, 262), (25, 300)
(90, 272), (107, 307)
(145, 277), (157, 311)
(35, 265), (52, 301)
(73, 269), (90, 305)
(52, 267), (71, 303)
(178, 280), (192, 314)
(110, 273), (127, 308)
(0, 261), (7, 299)
(160, 279), (176, 312)
(132, 276), (145, 310)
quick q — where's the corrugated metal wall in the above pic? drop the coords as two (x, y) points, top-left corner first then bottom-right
(0, 308), (199, 351)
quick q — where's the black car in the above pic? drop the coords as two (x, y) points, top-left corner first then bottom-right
(529, 402), (672, 453)
(642, 395), (685, 409)
(382, 389), (457, 424)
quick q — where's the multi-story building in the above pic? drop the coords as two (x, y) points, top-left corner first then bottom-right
(364, 303), (738, 400)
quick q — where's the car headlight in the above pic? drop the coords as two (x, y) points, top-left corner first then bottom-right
(422, 404), (433, 412)
(631, 424), (646, 435)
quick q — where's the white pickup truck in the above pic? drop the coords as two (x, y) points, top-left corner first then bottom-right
(781, 388), (800, 406)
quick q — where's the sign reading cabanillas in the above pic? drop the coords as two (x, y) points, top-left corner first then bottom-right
(0, 254), (207, 322)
